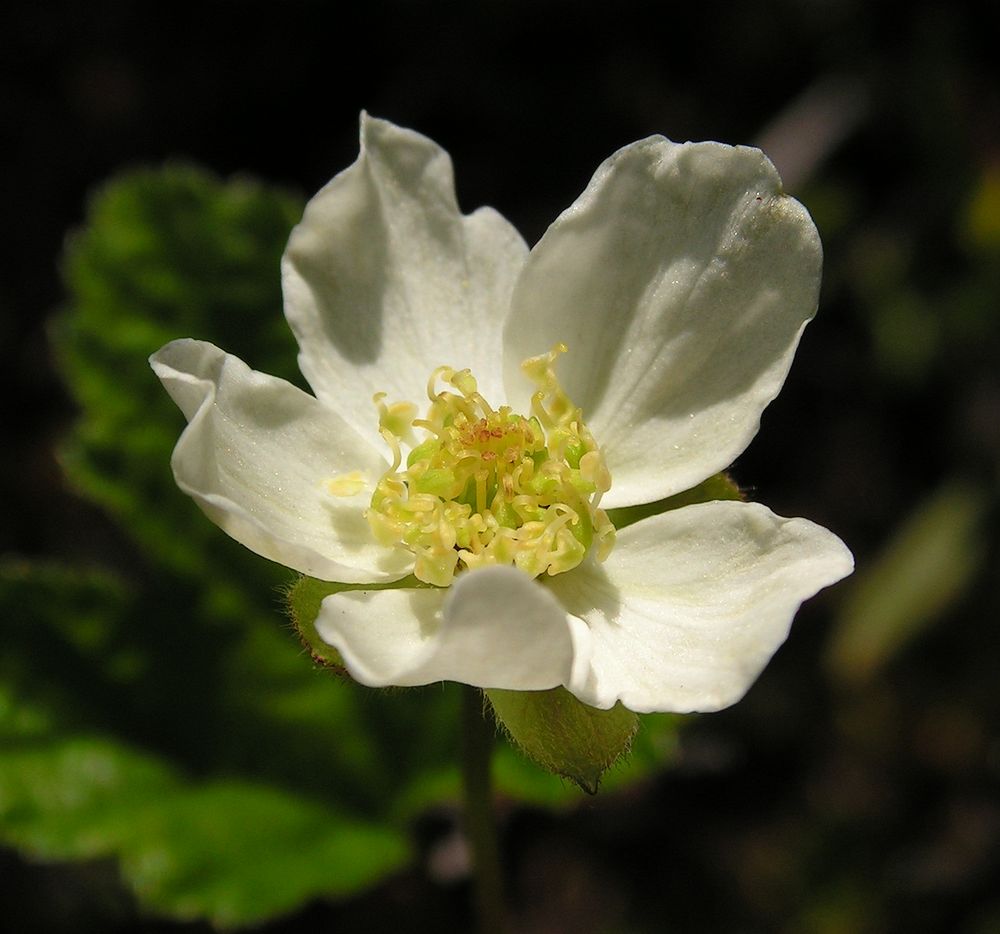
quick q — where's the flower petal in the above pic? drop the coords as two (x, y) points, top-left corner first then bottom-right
(282, 114), (528, 441)
(503, 137), (822, 508)
(150, 338), (411, 583)
(316, 566), (592, 690)
(546, 500), (853, 713)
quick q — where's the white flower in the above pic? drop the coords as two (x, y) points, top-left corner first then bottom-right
(151, 114), (853, 714)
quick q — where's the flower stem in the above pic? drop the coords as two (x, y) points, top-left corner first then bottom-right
(460, 684), (506, 934)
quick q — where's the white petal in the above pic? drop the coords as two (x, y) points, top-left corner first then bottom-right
(150, 339), (411, 583)
(547, 500), (853, 713)
(503, 136), (822, 508)
(282, 114), (528, 442)
(316, 566), (592, 690)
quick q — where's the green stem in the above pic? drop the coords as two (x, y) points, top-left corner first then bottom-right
(460, 684), (506, 934)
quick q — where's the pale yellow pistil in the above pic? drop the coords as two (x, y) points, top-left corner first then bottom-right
(365, 344), (616, 587)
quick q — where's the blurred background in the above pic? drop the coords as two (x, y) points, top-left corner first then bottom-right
(2, 0), (999, 931)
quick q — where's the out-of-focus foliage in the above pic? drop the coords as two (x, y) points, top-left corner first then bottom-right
(827, 483), (985, 684)
(0, 167), (682, 927)
(56, 166), (304, 575)
(0, 669), (408, 927)
(963, 165), (1000, 252)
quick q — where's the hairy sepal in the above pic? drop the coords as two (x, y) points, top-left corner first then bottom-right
(486, 686), (638, 794)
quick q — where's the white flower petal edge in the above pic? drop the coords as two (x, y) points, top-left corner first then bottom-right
(315, 566), (593, 690)
(503, 136), (822, 509)
(150, 339), (412, 583)
(282, 113), (528, 445)
(547, 500), (854, 713)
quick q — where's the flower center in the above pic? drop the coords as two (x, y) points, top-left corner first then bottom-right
(365, 344), (616, 587)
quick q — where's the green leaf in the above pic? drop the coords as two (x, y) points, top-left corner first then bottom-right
(0, 691), (409, 928)
(54, 165), (303, 579)
(486, 687), (638, 794)
(0, 558), (465, 820)
(606, 471), (743, 531)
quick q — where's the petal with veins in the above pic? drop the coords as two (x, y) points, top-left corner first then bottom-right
(504, 136), (822, 509)
(283, 114), (528, 443)
(547, 500), (853, 712)
(151, 338), (411, 583)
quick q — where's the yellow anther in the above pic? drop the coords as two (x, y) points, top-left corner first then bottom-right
(376, 396), (417, 440)
(450, 368), (478, 397)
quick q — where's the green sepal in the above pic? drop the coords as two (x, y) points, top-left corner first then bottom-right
(485, 686), (638, 794)
(284, 574), (431, 672)
(606, 471), (744, 531)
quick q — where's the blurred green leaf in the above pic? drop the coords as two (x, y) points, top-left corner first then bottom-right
(0, 558), (462, 819)
(0, 686), (409, 928)
(871, 292), (940, 384)
(962, 165), (1000, 253)
(54, 166), (303, 579)
(826, 482), (986, 685)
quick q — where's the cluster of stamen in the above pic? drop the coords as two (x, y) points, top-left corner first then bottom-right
(363, 344), (615, 587)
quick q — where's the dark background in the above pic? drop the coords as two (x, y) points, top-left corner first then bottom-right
(3, 1), (999, 931)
